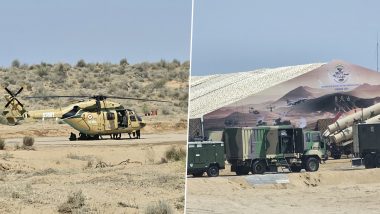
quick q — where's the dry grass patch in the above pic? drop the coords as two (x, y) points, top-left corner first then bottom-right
(58, 190), (85, 213)
(164, 146), (186, 162)
(117, 198), (139, 209)
(145, 200), (173, 214)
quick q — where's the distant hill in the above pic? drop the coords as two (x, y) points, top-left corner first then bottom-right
(0, 59), (189, 115)
(277, 86), (317, 102)
(347, 83), (380, 98)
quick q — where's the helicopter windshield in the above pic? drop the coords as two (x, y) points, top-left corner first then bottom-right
(62, 106), (80, 119)
(137, 116), (142, 121)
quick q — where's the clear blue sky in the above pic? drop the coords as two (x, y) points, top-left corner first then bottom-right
(0, 0), (191, 67)
(191, 0), (380, 75)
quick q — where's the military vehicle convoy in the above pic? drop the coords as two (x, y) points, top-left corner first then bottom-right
(187, 141), (225, 177)
(223, 126), (326, 175)
(352, 123), (380, 168)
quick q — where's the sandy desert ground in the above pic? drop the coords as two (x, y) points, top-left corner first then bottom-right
(0, 118), (187, 214)
(186, 159), (380, 214)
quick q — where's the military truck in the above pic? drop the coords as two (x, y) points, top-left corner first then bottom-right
(352, 123), (380, 168)
(187, 141), (225, 177)
(223, 126), (325, 175)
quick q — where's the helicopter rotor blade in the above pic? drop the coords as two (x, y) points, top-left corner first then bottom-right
(25, 95), (89, 99)
(13, 98), (24, 108)
(4, 99), (13, 108)
(24, 95), (171, 103)
(106, 96), (171, 103)
(5, 87), (14, 97)
(14, 87), (24, 96)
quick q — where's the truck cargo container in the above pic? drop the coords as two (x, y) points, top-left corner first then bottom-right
(352, 123), (380, 168)
(187, 141), (225, 177)
(223, 126), (325, 175)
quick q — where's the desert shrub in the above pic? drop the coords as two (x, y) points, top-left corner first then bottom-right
(11, 59), (20, 68)
(142, 104), (150, 114)
(58, 190), (85, 213)
(76, 59), (86, 68)
(0, 138), (5, 150)
(162, 109), (170, 115)
(23, 136), (34, 147)
(164, 146), (186, 162)
(120, 58), (129, 66)
(178, 70), (188, 81)
(172, 59), (181, 67)
(37, 66), (49, 77)
(145, 200), (173, 214)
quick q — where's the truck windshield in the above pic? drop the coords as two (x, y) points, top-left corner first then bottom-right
(311, 133), (321, 142)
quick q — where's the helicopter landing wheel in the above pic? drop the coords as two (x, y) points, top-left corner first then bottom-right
(78, 133), (88, 140)
(136, 130), (140, 139)
(69, 132), (77, 141)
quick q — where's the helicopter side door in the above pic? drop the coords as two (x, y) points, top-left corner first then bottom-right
(103, 111), (117, 130)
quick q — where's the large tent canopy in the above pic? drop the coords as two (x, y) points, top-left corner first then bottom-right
(190, 63), (324, 118)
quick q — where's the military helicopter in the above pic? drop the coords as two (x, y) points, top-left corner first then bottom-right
(2, 87), (170, 141)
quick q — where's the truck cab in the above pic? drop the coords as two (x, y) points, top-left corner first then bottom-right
(304, 131), (328, 161)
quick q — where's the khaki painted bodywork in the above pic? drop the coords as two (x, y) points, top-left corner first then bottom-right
(326, 103), (380, 135)
(330, 114), (380, 144)
(3, 97), (146, 136)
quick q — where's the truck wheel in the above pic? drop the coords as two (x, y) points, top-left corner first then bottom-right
(192, 172), (204, 177)
(305, 157), (319, 172)
(364, 154), (376, 169)
(251, 160), (266, 174)
(376, 155), (380, 168)
(290, 165), (302, 172)
(207, 165), (219, 177)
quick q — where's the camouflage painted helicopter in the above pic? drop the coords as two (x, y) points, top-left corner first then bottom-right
(2, 87), (170, 141)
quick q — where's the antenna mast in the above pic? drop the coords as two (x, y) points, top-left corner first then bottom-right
(377, 32), (379, 72)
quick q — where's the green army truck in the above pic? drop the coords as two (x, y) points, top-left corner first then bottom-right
(187, 141), (225, 177)
(223, 126), (325, 175)
(352, 123), (380, 168)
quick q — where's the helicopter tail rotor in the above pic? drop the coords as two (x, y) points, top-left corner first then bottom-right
(3, 87), (27, 124)
(4, 87), (24, 108)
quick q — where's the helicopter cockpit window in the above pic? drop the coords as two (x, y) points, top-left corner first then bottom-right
(130, 115), (136, 121)
(137, 116), (142, 121)
(107, 112), (115, 120)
